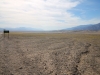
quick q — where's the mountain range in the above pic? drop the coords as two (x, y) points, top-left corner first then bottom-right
(0, 23), (100, 32)
(0, 27), (43, 31)
(63, 23), (100, 31)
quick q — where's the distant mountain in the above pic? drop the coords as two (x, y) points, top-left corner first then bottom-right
(63, 23), (100, 31)
(0, 28), (3, 31)
(0, 27), (43, 31)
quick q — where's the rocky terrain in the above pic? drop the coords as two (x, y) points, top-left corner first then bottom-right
(0, 33), (100, 75)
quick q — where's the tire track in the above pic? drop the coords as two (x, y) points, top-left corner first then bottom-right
(6, 38), (30, 75)
(0, 37), (29, 75)
(76, 43), (91, 75)
(0, 38), (14, 75)
(0, 34), (3, 42)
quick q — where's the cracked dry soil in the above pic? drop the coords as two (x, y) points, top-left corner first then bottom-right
(0, 33), (100, 75)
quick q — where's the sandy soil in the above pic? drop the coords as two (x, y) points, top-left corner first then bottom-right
(0, 33), (100, 75)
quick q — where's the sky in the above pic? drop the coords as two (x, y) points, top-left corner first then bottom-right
(0, 0), (100, 30)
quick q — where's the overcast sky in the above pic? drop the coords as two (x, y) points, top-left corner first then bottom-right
(0, 0), (100, 30)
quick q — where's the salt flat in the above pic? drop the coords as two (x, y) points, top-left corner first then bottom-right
(0, 32), (100, 75)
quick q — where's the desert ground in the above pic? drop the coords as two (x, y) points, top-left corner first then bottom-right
(0, 32), (100, 75)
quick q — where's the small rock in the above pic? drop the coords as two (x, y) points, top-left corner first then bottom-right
(19, 67), (23, 69)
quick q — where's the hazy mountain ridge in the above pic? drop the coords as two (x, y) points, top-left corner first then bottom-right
(63, 23), (100, 31)
(0, 23), (100, 32)
(0, 27), (43, 31)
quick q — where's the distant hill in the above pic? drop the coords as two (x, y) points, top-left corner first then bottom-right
(0, 27), (43, 31)
(0, 28), (3, 31)
(63, 23), (100, 31)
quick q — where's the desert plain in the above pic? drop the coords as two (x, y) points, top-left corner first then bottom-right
(0, 32), (100, 75)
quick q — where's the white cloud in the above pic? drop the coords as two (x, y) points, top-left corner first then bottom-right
(0, 0), (100, 30)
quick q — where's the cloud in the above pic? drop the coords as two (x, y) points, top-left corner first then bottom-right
(0, 0), (100, 30)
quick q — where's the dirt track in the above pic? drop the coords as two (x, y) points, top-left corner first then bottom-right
(0, 33), (100, 75)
